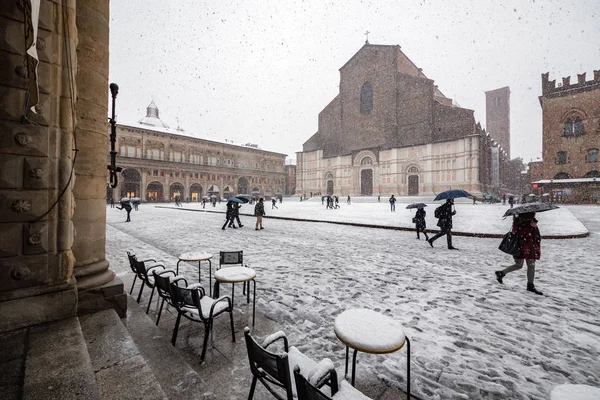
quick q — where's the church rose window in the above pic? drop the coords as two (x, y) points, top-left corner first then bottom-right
(360, 82), (373, 114)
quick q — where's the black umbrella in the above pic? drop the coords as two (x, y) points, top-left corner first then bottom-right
(502, 203), (559, 218)
(434, 189), (472, 201)
(234, 195), (250, 204)
(406, 203), (427, 209)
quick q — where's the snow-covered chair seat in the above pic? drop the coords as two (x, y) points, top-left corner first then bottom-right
(244, 328), (336, 400)
(168, 283), (234, 362)
(293, 365), (372, 400)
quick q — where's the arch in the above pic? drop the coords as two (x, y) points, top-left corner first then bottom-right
(407, 165), (419, 173)
(584, 170), (600, 178)
(361, 157), (373, 166)
(237, 177), (249, 194)
(360, 81), (373, 114)
(207, 185), (220, 195)
(190, 183), (203, 201)
(169, 182), (184, 201)
(353, 150), (377, 166)
(223, 186), (233, 196)
(146, 181), (163, 202)
(553, 172), (572, 180)
(120, 168), (141, 198)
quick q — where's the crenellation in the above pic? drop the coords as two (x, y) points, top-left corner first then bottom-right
(541, 70), (600, 96)
(577, 73), (586, 84)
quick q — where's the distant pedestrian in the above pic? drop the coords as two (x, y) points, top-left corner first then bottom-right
(222, 200), (238, 230)
(133, 199), (139, 211)
(254, 198), (265, 230)
(508, 196), (514, 209)
(334, 196), (340, 209)
(413, 207), (429, 241)
(116, 199), (132, 222)
(495, 212), (543, 295)
(321, 196), (325, 205)
(272, 198), (278, 209)
(428, 199), (458, 250)
(472, 196), (477, 205)
(389, 195), (396, 212)
(202, 198), (206, 209)
(378, 195), (381, 202)
(110, 197), (115, 208)
(347, 195), (351, 205)
(502, 194), (506, 205)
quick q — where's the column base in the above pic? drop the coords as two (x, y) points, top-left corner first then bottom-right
(77, 276), (127, 318)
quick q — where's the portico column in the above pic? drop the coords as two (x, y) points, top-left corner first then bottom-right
(71, 0), (126, 315)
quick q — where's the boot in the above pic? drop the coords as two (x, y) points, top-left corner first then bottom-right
(427, 239), (434, 248)
(527, 283), (543, 295)
(495, 271), (505, 284)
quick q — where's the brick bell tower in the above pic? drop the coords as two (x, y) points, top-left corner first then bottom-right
(485, 87), (511, 158)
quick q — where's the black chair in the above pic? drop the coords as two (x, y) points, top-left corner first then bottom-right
(132, 258), (179, 314)
(126, 251), (156, 298)
(152, 272), (200, 326)
(244, 328), (334, 400)
(293, 366), (373, 400)
(168, 282), (235, 362)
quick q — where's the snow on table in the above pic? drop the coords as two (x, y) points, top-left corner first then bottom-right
(550, 384), (600, 400)
(214, 266), (256, 282)
(178, 251), (212, 261)
(334, 308), (405, 353)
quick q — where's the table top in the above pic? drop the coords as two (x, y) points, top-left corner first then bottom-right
(551, 384), (600, 400)
(334, 308), (405, 354)
(178, 252), (212, 262)
(215, 266), (256, 283)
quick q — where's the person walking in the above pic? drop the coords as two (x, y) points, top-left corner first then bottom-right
(110, 197), (115, 208)
(222, 200), (238, 230)
(116, 199), (132, 222)
(347, 195), (351, 205)
(271, 198), (278, 209)
(414, 207), (429, 241)
(508, 195), (515, 209)
(389, 195), (396, 212)
(495, 212), (543, 295)
(202, 198), (206, 209)
(234, 203), (244, 228)
(254, 198), (265, 230)
(428, 199), (458, 250)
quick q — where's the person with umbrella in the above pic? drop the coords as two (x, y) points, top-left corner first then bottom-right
(428, 199), (458, 249)
(407, 203), (429, 241)
(222, 200), (238, 230)
(116, 198), (132, 222)
(495, 212), (543, 295)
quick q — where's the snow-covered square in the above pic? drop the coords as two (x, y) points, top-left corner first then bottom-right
(106, 198), (599, 399)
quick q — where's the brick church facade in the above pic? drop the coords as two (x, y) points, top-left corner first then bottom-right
(296, 44), (518, 197)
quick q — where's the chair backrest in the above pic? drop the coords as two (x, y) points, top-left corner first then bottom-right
(134, 258), (150, 280)
(169, 283), (208, 318)
(153, 272), (172, 300)
(127, 251), (138, 274)
(244, 328), (293, 399)
(219, 251), (243, 268)
(293, 366), (336, 400)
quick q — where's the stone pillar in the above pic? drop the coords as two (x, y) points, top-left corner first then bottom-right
(71, 0), (126, 316)
(0, 0), (78, 332)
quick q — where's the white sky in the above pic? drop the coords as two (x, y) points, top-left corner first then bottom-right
(109, 0), (600, 164)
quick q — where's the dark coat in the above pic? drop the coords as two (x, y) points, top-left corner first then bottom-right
(414, 208), (426, 230)
(254, 201), (265, 217)
(512, 215), (541, 260)
(436, 202), (455, 230)
(118, 201), (132, 212)
(226, 201), (236, 218)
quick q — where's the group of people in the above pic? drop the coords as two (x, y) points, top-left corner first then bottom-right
(411, 198), (544, 295)
(222, 198), (267, 231)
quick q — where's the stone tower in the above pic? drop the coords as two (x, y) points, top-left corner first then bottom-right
(485, 87), (511, 158)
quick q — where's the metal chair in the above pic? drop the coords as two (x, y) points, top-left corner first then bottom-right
(293, 366), (373, 400)
(152, 272), (201, 326)
(126, 251), (156, 299)
(132, 258), (179, 314)
(168, 282), (235, 362)
(244, 328), (334, 400)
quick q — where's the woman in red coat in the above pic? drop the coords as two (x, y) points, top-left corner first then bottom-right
(495, 212), (543, 295)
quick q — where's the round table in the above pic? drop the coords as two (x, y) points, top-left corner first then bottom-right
(177, 252), (213, 295)
(334, 308), (410, 398)
(551, 384), (600, 400)
(214, 266), (256, 326)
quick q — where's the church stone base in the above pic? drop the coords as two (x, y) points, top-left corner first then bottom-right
(77, 276), (127, 318)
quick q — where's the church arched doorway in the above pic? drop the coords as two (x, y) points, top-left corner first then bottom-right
(408, 175), (419, 195)
(360, 169), (373, 195)
(238, 177), (249, 194)
(146, 181), (163, 202)
(170, 182), (184, 201)
(190, 184), (203, 201)
(121, 168), (141, 198)
(325, 173), (334, 195)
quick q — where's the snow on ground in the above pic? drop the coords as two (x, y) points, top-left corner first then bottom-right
(106, 199), (600, 400)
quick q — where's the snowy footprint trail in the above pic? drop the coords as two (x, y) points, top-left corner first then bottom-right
(106, 204), (600, 399)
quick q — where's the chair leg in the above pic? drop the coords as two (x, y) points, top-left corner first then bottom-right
(406, 336), (411, 400)
(156, 298), (166, 326)
(229, 310), (235, 342)
(129, 275), (137, 295)
(248, 376), (258, 400)
(136, 281), (145, 303)
(171, 313), (182, 346)
(146, 286), (156, 314)
(200, 321), (211, 362)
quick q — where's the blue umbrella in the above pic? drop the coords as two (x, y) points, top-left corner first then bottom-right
(434, 189), (472, 201)
(227, 197), (244, 204)
(234, 195), (250, 203)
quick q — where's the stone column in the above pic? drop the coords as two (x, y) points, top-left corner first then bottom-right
(71, 0), (126, 316)
(0, 0), (78, 332)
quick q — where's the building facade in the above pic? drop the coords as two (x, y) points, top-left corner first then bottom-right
(297, 44), (519, 197)
(108, 103), (287, 203)
(485, 87), (511, 158)
(536, 70), (600, 203)
(285, 164), (297, 195)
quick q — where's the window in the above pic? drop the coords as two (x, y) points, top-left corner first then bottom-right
(557, 151), (567, 165)
(153, 170), (158, 176)
(360, 82), (373, 114)
(493, 96), (500, 107)
(587, 148), (598, 163)
(564, 116), (584, 136)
